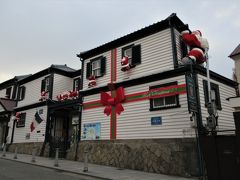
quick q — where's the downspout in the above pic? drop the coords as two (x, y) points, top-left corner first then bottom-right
(75, 54), (84, 161)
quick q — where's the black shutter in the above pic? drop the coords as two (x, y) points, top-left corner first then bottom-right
(86, 62), (91, 79)
(21, 86), (26, 100)
(203, 80), (209, 106)
(17, 86), (20, 100)
(12, 85), (17, 100)
(100, 57), (106, 76)
(181, 39), (188, 58)
(49, 75), (54, 99)
(131, 45), (141, 66)
(41, 79), (46, 92)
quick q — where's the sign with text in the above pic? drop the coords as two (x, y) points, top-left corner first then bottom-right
(186, 74), (198, 112)
(82, 122), (101, 140)
(151, 117), (162, 125)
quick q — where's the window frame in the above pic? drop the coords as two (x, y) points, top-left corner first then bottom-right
(73, 78), (80, 91)
(149, 82), (180, 111)
(91, 58), (101, 77)
(86, 56), (106, 79)
(17, 86), (26, 101)
(16, 112), (26, 128)
(203, 80), (222, 110)
(122, 44), (141, 68)
(5, 87), (12, 99)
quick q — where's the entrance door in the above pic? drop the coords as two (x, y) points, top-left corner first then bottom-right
(49, 111), (69, 158)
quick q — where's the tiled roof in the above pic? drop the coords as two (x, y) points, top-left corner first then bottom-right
(0, 98), (16, 112)
(229, 44), (240, 57)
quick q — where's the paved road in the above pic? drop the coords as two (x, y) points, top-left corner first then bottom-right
(0, 159), (100, 180)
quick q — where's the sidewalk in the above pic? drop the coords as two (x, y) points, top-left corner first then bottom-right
(0, 151), (197, 180)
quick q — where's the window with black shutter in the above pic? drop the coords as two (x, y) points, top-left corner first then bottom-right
(122, 44), (141, 68)
(73, 78), (81, 91)
(16, 113), (26, 128)
(5, 87), (12, 99)
(203, 80), (222, 110)
(17, 86), (26, 101)
(180, 39), (188, 58)
(86, 56), (106, 79)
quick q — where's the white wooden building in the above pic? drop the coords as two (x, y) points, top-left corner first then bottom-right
(77, 14), (237, 177)
(7, 65), (81, 157)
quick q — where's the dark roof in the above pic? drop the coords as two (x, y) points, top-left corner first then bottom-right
(0, 74), (31, 90)
(0, 98), (16, 112)
(77, 13), (186, 60)
(51, 64), (76, 72)
(229, 44), (240, 58)
(18, 64), (81, 85)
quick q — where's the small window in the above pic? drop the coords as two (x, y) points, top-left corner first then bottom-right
(41, 76), (52, 92)
(16, 113), (26, 128)
(17, 86), (26, 101)
(150, 82), (180, 111)
(5, 87), (12, 99)
(92, 59), (101, 77)
(86, 56), (106, 79)
(73, 78), (80, 91)
(203, 80), (222, 110)
(122, 44), (141, 68)
(45, 77), (50, 91)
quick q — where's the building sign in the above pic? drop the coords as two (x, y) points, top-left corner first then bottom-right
(82, 123), (101, 140)
(151, 117), (162, 125)
(186, 73), (198, 112)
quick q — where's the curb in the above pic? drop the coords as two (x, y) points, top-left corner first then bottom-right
(0, 156), (111, 180)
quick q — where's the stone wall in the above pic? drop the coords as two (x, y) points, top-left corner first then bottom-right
(7, 142), (44, 156)
(70, 138), (199, 177)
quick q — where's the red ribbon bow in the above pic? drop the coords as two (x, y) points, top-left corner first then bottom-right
(100, 87), (125, 116)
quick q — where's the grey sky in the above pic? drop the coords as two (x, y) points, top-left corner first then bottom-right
(0, 0), (239, 83)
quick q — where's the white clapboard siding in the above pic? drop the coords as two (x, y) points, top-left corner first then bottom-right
(81, 106), (110, 140)
(82, 28), (174, 89)
(52, 74), (73, 101)
(175, 29), (183, 61)
(17, 75), (50, 107)
(82, 75), (194, 140)
(0, 104), (5, 112)
(12, 106), (47, 143)
(198, 74), (235, 131)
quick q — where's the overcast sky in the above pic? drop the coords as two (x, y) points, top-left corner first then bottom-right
(0, 0), (239, 83)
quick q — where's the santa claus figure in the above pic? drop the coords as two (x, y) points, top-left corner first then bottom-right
(121, 56), (130, 71)
(39, 91), (48, 101)
(88, 75), (96, 88)
(69, 90), (78, 99)
(180, 30), (209, 65)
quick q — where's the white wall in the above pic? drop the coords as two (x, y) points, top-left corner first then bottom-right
(82, 75), (194, 140)
(82, 28), (174, 89)
(8, 105), (47, 143)
(198, 74), (236, 131)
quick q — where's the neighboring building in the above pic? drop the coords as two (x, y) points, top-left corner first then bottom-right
(0, 75), (31, 149)
(7, 65), (81, 158)
(77, 14), (237, 177)
(228, 44), (240, 131)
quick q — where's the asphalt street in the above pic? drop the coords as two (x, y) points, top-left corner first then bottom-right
(0, 159), (100, 180)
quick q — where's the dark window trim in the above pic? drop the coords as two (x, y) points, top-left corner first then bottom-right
(203, 80), (222, 110)
(6, 87), (12, 99)
(17, 86), (26, 101)
(149, 81), (180, 111)
(73, 77), (81, 91)
(121, 44), (134, 58)
(16, 112), (26, 128)
(88, 56), (105, 78)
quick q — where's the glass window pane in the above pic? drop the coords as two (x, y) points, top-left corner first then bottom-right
(165, 96), (176, 106)
(153, 98), (164, 107)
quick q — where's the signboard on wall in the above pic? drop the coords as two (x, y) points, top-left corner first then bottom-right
(151, 117), (162, 125)
(82, 123), (101, 140)
(186, 73), (198, 112)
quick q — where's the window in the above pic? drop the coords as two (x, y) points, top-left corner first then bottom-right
(122, 44), (141, 68)
(17, 86), (26, 101)
(86, 56), (106, 79)
(92, 60), (101, 77)
(16, 113), (26, 128)
(5, 87), (12, 99)
(203, 80), (222, 110)
(73, 78), (80, 91)
(41, 76), (52, 92)
(150, 82), (180, 111)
